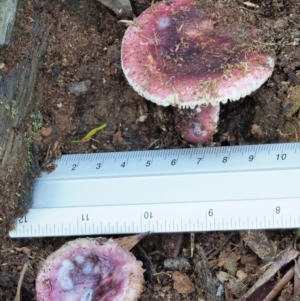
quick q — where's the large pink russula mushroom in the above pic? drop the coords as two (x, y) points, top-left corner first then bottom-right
(121, 0), (274, 144)
(36, 238), (144, 301)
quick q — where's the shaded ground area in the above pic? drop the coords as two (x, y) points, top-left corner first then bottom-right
(0, 0), (300, 300)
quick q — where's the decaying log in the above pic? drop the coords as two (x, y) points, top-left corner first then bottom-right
(0, 16), (51, 234)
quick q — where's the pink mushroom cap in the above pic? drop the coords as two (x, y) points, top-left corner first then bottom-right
(36, 238), (144, 301)
(121, 0), (274, 109)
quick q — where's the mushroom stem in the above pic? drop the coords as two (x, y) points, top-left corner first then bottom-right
(173, 104), (220, 145)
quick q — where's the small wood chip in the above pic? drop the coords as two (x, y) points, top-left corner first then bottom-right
(195, 246), (218, 300)
(243, 2), (259, 9)
(240, 230), (277, 262)
(172, 271), (195, 294)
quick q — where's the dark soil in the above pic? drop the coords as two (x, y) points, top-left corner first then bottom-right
(1, 0), (300, 300)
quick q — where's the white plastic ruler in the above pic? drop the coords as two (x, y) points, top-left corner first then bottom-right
(9, 142), (300, 238)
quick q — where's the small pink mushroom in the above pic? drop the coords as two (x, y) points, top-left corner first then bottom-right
(121, 0), (274, 144)
(36, 238), (144, 301)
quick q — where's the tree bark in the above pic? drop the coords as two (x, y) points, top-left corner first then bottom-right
(0, 17), (51, 234)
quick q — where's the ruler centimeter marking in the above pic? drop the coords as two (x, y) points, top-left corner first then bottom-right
(9, 142), (300, 238)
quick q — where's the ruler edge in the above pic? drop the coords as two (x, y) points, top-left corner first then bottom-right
(9, 142), (300, 238)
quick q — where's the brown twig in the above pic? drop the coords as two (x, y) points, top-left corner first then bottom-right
(173, 233), (183, 258)
(13, 262), (29, 301)
(263, 266), (294, 301)
(293, 256), (300, 299)
(207, 232), (236, 260)
(240, 245), (299, 301)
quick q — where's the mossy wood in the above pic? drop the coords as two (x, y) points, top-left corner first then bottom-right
(0, 19), (51, 234)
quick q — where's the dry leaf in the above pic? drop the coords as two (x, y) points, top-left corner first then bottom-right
(72, 123), (106, 143)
